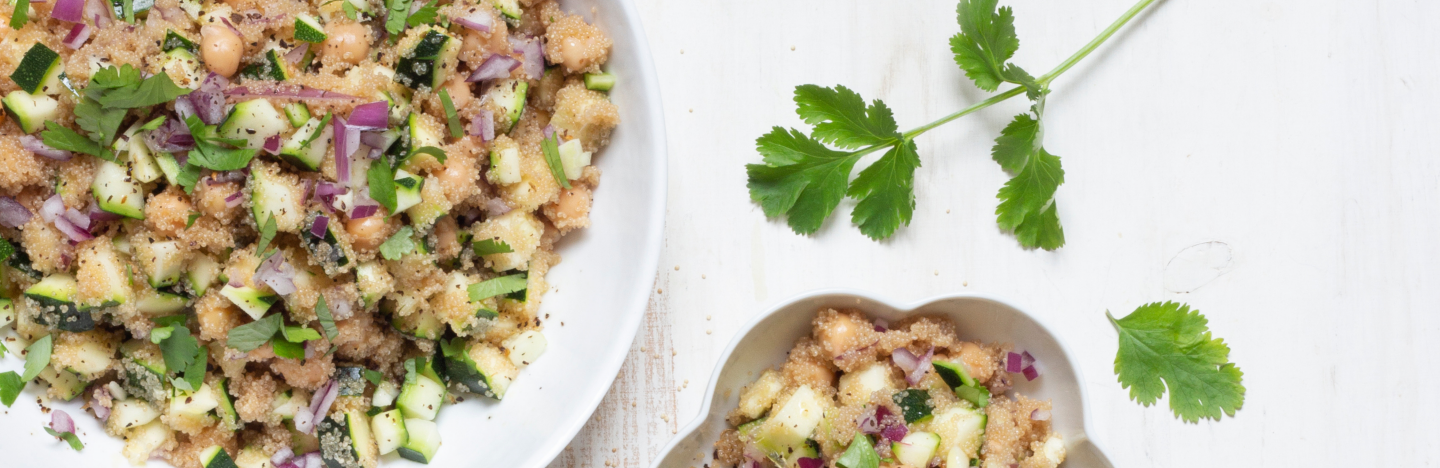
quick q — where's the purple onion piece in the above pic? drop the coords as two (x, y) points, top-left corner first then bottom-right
(61, 23), (92, 49)
(1022, 365), (1039, 381)
(40, 195), (65, 223)
(51, 409), (76, 434)
(796, 458), (823, 468)
(62, 207), (90, 230)
(347, 101), (389, 130)
(454, 13), (492, 33)
(467, 54), (520, 82)
(310, 215), (329, 238)
(21, 135), (74, 160)
(333, 115), (350, 184)
(880, 422), (908, 443)
(873, 318), (889, 332)
(470, 109), (495, 141)
(51, 0), (85, 22)
(349, 205), (378, 219)
(263, 134), (282, 154)
(271, 446), (295, 466)
(225, 192), (243, 208)
(509, 35), (544, 80)
(1006, 352), (1023, 373)
(0, 197), (33, 228)
(284, 43), (310, 65)
(1021, 351), (1036, 368)
(1030, 409), (1051, 421)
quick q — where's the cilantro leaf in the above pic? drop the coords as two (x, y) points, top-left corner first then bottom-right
(10, 0), (29, 30)
(149, 326), (174, 344)
(1013, 201), (1063, 251)
(342, 1), (358, 20)
(379, 226), (415, 260)
(43, 427), (84, 451)
(949, 0), (1022, 92)
(992, 110), (1065, 250)
(0, 371), (23, 407)
(540, 133), (573, 189)
(385, 0), (415, 36)
(746, 127), (862, 235)
(367, 159), (397, 215)
(836, 433), (879, 468)
(1108, 302), (1245, 422)
(186, 212), (202, 228)
(315, 295), (338, 340)
(793, 85), (900, 149)
(226, 314), (283, 352)
(22, 334), (52, 382)
(158, 325), (199, 375)
(90, 65), (144, 90)
(407, 2), (439, 27)
(467, 274), (527, 301)
(181, 344), (206, 391)
(255, 216), (278, 258)
(176, 162), (203, 194)
(41, 122), (111, 161)
(97, 73), (192, 108)
(472, 238), (513, 256)
(990, 113), (1040, 174)
(153, 315), (188, 327)
(847, 140), (920, 240)
(281, 326), (322, 343)
(271, 336), (305, 359)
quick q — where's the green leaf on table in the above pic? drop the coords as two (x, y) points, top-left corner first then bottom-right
(226, 314), (284, 352)
(793, 84), (900, 149)
(991, 109), (1065, 250)
(315, 295), (338, 340)
(950, 0), (1032, 93)
(467, 274), (527, 301)
(836, 433), (879, 468)
(22, 334), (52, 382)
(43, 427), (84, 451)
(379, 226), (416, 260)
(540, 133), (572, 190)
(847, 139), (920, 240)
(367, 159), (397, 216)
(746, 127), (862, 235)
(0, 371), (23, 407)
(1109, 302), (1245, 422)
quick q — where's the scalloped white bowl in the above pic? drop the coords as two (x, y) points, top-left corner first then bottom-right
(653, 290), (1113, 468)
(0, 0), (667, 466)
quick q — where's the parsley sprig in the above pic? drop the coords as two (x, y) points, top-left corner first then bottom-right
(1109, 302), (1245, 422)
(40, 65), (192, 162)
(746, 0), (1156, 248)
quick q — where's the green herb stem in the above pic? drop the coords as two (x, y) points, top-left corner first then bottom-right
(892, 0), (1156, 144)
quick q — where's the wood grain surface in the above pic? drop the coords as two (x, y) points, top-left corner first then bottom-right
(555, 0), (1440, 466)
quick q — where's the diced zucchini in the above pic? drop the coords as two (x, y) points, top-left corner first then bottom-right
(249, 160), (304, 231)
(170, 384), (221, 425)
(293, 14), (328, 43)
(391, 307), (444, 340)
(136, 292), (187, 316)
(219, 285), (280, 320)
(404, 113), (442, 160)
(187, 255), (221, 295)
(162, 48), (205, 89)
(355, 261), (390, 307)
(0, 299), (13, 329)
(932, 406), (986, 466)
(443, 341), (516, 400)
(219, 99), (290, 150)
(501, 329), (546, 367)
(240, 49), (293, 82)
(735, 370), (784, 421)
(492, 0), (520, 20)
(301, 212), (350, 270)
(557, 137), (591, 180)
(397, 418), (440, 464)
(123, 421), (173, 464)
(26, 273), (95, 332)
(111, 0), (155, 21)
(120, 340), (168, 402)
(7, 247), (42, 280)
(93, 159), (147, 219)
(752, 385), (826, 460)
(199, 445), (240, 468)
(125, 126), (164, 183)
(932, 360), (976, 389)
(371, 381), (399, 407)
(81, 240), (131, 307)
(893, 389), (935, 424)
(234, 446), (274, 468)
(162, 29), (198, 53)
(319, 410), (378, 468)
(39, 366), (88, 401)
(892, 431), (940, 468)
(484, 79), (528, 133)
(488, 147), (521, 185)
(335, 366), (368, 396)
(9, 43), (63, 95)
(155, 152), (183, 185)
(583, 73), (615, 91)
(142, 240), (186, 288)
(837, 361), (898, 407)
(3, 90), (60, 134)
(370, 409), (407, 455)
(215, 378), (240, 430)
(277, 114), (330, 170)
(108, 398), (162, 433)
(271, 389), (306, 420)
(55, 332), (115, 377)
(394, 29), (459, 90)
(393, 170), (425, 213)
(283, 102), (312, 127)
(396, 374), (445, 421)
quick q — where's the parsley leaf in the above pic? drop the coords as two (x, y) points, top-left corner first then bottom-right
(176, 162), (203, 194)
(379, 226), (416, 260)
(1109, 302), (1245, 422)
(149, 326), (174, 344)
(794, 84), (900, 149)
(41, 122), (111, 161)
(181, 344), (206, 391)
(271, 336), (305, 359)
(0, 371), (23, 406)
(157, 325), (199, 376)
(949, 0), (1026, 92)
(10, 0), (29, 30)
(315, 295), (338, 340)
(97, 72), (192, 108)
(153, 315), (188, 327)
(184, 117), (258, 171)
(43, 427), (84, 451)
(362, 369), (383, 385)
(847, 140), (920, 240)
(22, 334), (52, 382)
(385, 0), (415, 36)
(186, 212), (202, 228)
(255, 216), (278, 258)
(226, 314), (283, 352)
(746, 127), (862, 235)
(991, 106), (1065, 250)
(281, 326), (322, 343)
(472, 238), (513, 256)
(342, 1), (358, 20)
(407, 2), (438, 27)
(836, 434), (879, 468)
(540, 134), (573, 189)
(439, 89), (463, 138)
(467, 274), (527, 301)
(367, 160), (397, 216)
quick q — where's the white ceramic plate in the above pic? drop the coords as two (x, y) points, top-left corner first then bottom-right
(0, 0), (667, 465)
(653, 290), (1113, 468)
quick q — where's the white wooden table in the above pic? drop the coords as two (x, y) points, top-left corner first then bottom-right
(553, 0), (1440, 466)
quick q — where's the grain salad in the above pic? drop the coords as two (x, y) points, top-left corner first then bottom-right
(0, 0), (620, 465)
(715, 309), (1065, 468)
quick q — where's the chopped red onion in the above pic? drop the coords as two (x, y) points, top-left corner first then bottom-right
(333, 116), (351, 184)
(359, 131), (391, 151)
(0, 197), (33, 228)
(271, 446), (295, 466)
(891, 347), (934, 385)
(509, 35), (544, 80)
(349, 204), (378, 219)
(1022, 365), (1039, 381)
(796, 458), (823, 468)
(40, 195), (65, 223)
(87, 203), (121, 228)
(1006, 352), (1023, 373)
(21, 135), (74, 160)
(63, 207), (90, 230)
(51, 0), (84, 22)
(301, 453), (323, 468)
(1021, 351), (1036, 368)
(284, 43), (310, 65)
(347, 101), (389, 131)
(873, 318), (889, 332)
(191, 90), (227, 126)
(454, 13), (492, 33)
(228, 277), (243, 288)
(254, 253), (297, 295)
(292, 407), (315, 434)
(542, 124), (555, 139)
(1030, 409), (1051, 421)
(144, 117), (195, 152)
(62, 23), (92, 49)
(467, 54), (520, 82)
(855, 407), (880, 434)
(84, 0), (111, 28)
(880, 421), (908, 443)
(200, 72), (230, 93)
(330, 296), (352, 320)
(310, 215), (329, 238)
(469, 109), (495, 141)
(263, 134), (282, 154)
(50, 409), (75, 434)
(93, 388), (112, 420)
(484, 198), (511, 216)
(225, 192), (243, 208)
(305, 380), (339, 433)
(173, 94), (197, 121)
(304, 339), (321, 360)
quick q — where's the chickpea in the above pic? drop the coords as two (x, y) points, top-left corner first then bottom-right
(820, 313), (864, 358)
(432, 216), (460, 258)
(435, 158), (474, 193)
(959, 342), (994, 382)
(786, 358), (836, 389)
(346, 216), (389, 251)
(459, 29), (488, 60)
(201, 25), (244, 77)
(443, 75), (474, 109)
(323, 23), (372, 65)
(560, 37), (591, 72)
(549, 186), (592, 222)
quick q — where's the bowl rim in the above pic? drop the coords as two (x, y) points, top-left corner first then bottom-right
(653, 288), (1110, 468)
